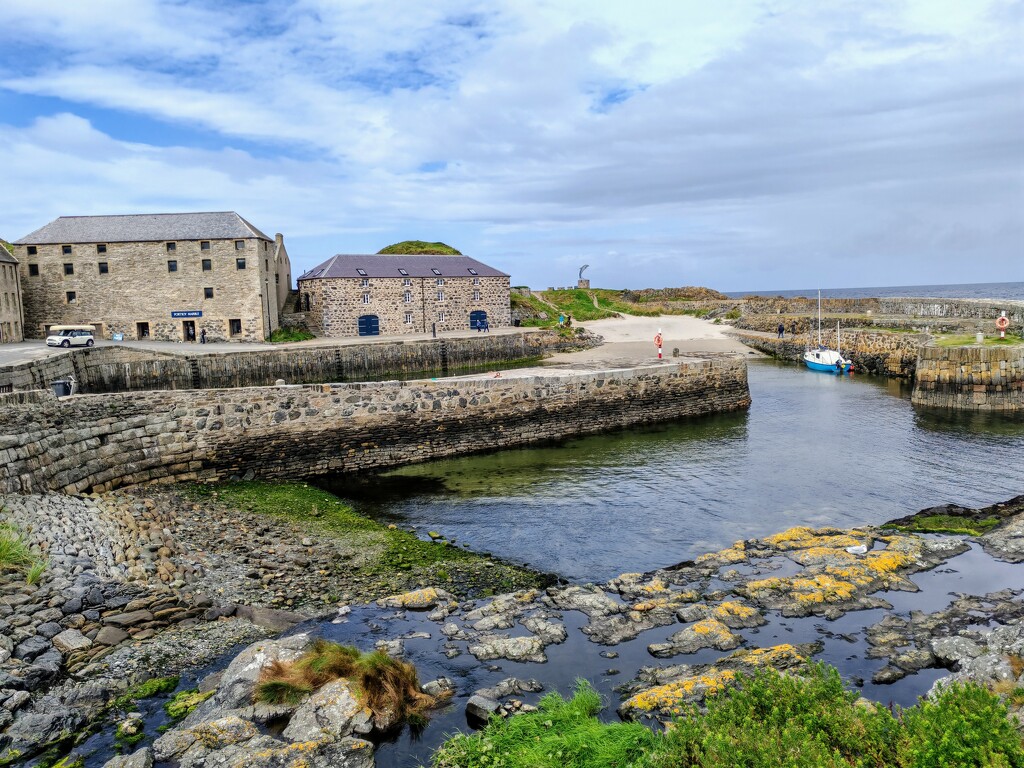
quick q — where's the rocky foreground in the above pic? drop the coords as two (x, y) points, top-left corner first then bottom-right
(2, 492), (1024, 767)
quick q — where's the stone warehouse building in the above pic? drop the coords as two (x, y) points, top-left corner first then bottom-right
(13, 212), (291, 342)
(297, 254), (511, 337)
(0, 246), (24, 344)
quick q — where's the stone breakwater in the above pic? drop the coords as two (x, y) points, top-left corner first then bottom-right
(0, 329), (599, 395)
(0, 357), (750, 494)
(731, 330), (924, 377)
(912, 345), (1024, 412)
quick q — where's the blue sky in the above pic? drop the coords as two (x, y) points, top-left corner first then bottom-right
(0, 0), (1021, 292)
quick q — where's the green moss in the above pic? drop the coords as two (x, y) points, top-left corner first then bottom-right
(890, 514), (1001, 537)
(164, 688), (214, 721)
(112, 676), (180, 710)
(378, 240), (462, 255)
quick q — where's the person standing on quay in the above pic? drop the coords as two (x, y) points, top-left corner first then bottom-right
(777, 322), (785, 338)
(200, 328), (207, 344)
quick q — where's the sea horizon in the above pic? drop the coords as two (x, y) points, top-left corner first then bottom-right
(724, 280), (1023, 301)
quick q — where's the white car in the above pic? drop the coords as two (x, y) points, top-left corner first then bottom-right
(46, 326), (95, 348)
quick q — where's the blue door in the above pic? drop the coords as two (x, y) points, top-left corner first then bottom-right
(469, 310), (488, 330)
(358, 315), (380, 336)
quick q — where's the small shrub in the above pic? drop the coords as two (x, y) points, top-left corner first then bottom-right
(269, 327), (315, 343)
(725, 308), (742, 320)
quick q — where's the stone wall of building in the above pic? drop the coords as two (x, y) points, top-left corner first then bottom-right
(0, 357), (750, 494)
(299, 275), (511, 337)
(912, 345), (1024, 411)
(732, 329), (925, 377)
(0, 256), (24, 343)
(15, 237), (286, 343)
(0, 330), (593, 394)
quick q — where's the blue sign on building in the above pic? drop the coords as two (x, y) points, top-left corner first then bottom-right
(171, 310), (203, 318)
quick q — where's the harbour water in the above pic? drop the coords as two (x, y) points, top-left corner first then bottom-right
(334, 360), (1024, 583)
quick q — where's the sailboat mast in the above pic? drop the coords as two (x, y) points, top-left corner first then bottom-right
(837, 321), (841, 355)
(817, 290), (822, 346)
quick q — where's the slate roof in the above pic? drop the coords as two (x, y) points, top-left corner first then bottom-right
(298, 254), (509, 281)
(0, 245), (16, 264)
(14, 212), (272, 244)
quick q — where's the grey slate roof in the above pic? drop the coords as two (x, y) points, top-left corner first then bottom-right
(15, 212), (272, 244)
(0, 245), (16, 264)
(298, 254), (509, 280)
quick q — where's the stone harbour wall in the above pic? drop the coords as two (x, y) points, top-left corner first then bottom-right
(0, 330), (593, 394)
(0, 357), (750, 494)
(912, 345), (1024, 411)
(737, 296), (1022, 321)
(732, 330), (925, 377)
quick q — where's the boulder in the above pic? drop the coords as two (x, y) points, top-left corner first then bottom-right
(282, 679), (372, 742)
(376, 587), (455, 610)
(52, 628), (93, 654)
(95, 626), (131, 646)
(466, 694), (501, 722)
(469, 635), (546, 663)
(102, 747), (153, 768)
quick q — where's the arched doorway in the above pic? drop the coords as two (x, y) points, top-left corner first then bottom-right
(358, 315), (380, 336)
(469, 310), (488, 330)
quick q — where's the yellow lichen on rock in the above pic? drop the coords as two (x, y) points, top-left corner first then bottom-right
(735, 644), (805, 667)
(791, 574), (857, 603)
(764, 526), (864, 551)
(713, 601), (758, 620)
(624, 668), (738, 714)
(745, 577), (788, 595)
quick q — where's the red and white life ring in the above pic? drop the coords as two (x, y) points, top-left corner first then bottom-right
(996, 316), (1010, 330)
(654, 333), (663, 347)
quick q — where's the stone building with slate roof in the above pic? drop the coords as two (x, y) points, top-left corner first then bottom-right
(297, 253), (510, 337)
(0, 244), (25, 344)
(13, 212), (291, 342)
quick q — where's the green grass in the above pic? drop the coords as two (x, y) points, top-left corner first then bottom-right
(378, 241), (462, 255)
(935, 333), (1023, 347)
(25, 559), (47, 585)
(433, 680), (657, 768)
(269, 327), (315, 343)
(536, 289), (622, 322)
(889, 514), (1001, 537)
(0, 524), (34, 572)
(433, 665), (1024, 768)
(164, 688), (214, 721)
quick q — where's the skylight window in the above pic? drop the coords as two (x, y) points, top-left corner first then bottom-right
(468, 268), (478, 275)
(356, 268), (367, 276)
(398, 268), (409, 276)
(431, 268), (442, 275)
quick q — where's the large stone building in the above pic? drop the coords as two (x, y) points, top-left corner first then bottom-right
(297, 254), (510, 337)
(13, 212), (291, 342)
(0, 245), (24, 344)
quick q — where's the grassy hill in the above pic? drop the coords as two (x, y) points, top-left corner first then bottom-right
(512, 287), (732, 327)
(378, 240), (462, 255)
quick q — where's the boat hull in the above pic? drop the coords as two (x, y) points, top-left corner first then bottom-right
(805, 359), (851, 373)
(803, 348), (852, 373)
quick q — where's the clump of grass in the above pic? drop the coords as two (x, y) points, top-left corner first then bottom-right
(269, 327), (315, 343)
(25, 560), (47, 585)
(0, 524), (34, 573)
(433, 680), (656, 768)
(890, 514), (1001, 537)
(255, 640), (448, 727)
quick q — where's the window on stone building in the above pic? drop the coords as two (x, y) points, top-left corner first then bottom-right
(360, 278), (369, 287)
(28, 264), (39, 276)
(265, 259), (269, 271)
(357, 268), (367, 276)
(437, 311), (446, 322)
(399, 268), (409, 276)
(167, 260), (178, 272)
(436, 277), (445, 286)
(98, 262), (109, 274)
(234, 240), (245, 250)
(229, 318), (242, 336)
(437, 290), (445, 302)
(201, 241), (211, 250)
(275, 274), (279, 284)
(236, 258), (246, 270)
(473, 277), (480, 285)
(403, 278), (411, 286)
(63, 263), (74, 275)
(431, 268), (441, 275)
(27, 246), (37, 255)
(404, 291), (412, 303)
(473, 290), (481, 301)
(166, 242), (176, 252)
(62, 245), (72, 255)
(202, 258), (212, 271)
(66, 291), (76, 303)
(362, 293), (370, 304)
(404, 312), (413, 324)
(97, 244), (107, 254)
(204, 287), (214, 299)
(468, 268), (478, 275)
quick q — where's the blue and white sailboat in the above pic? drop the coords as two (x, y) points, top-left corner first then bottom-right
(803, 291), (853, 374)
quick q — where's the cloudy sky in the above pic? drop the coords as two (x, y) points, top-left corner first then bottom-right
(0, 1), (1020, 292)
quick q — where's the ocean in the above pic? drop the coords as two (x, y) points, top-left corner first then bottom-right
(725, 281), (1023, 301)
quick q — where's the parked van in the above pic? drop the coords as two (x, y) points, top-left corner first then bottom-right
(46, 325), (96, 348)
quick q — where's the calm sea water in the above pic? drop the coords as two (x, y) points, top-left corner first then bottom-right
(726, 280), (1023, 300)
(333, 361), (1024, 583)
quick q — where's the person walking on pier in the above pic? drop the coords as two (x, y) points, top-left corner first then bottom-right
(777, 322), (785, 338)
